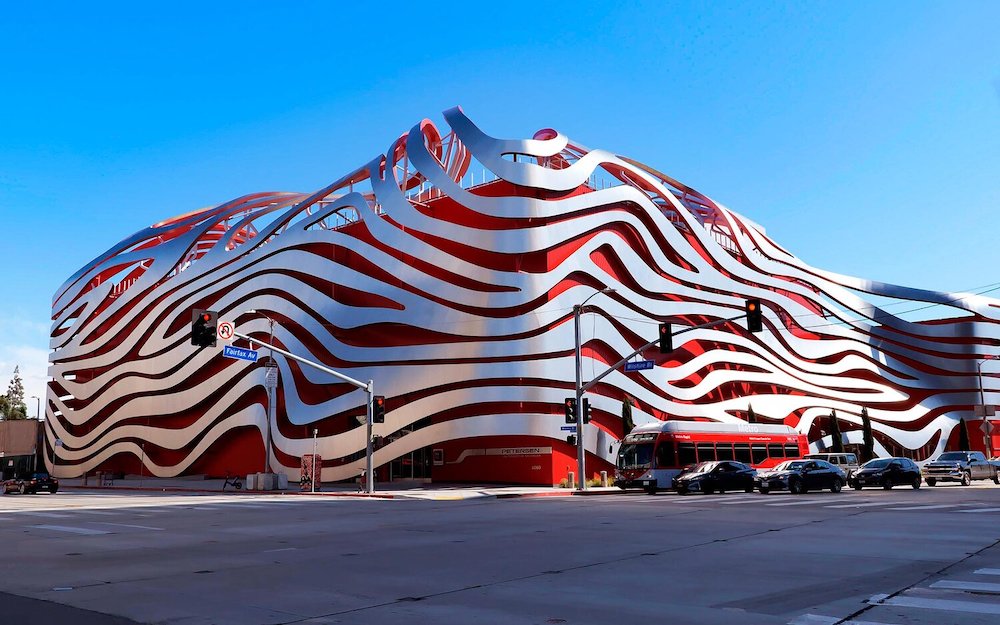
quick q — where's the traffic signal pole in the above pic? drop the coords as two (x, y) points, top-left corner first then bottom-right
(232, 330), (377, 494)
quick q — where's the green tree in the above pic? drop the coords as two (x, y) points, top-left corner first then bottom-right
(861, 407), (875, 461)
(829, 409), (844, 453)
(621, 396), (635, 437)
(957, 417), (971, 451)
(3, 366), (28, 420)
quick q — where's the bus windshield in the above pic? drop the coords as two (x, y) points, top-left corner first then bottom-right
(618, 443), (654, 469)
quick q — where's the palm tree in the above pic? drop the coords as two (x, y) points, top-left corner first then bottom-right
(621, 397), (635, 437)
(829, 409), (844, 453)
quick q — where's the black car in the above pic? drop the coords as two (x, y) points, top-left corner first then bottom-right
(672, 461), (756, 495)
(849, 457), (921, 490)
(756, 459), (846, 494)
(3, 472), (59, 495)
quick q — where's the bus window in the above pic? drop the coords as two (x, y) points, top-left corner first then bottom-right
(715, 443), (734, 461)
(655, 441), (676, 468)
(784, 443), (800, 458)
(678, 443), (697, 466)
(751, 444), (767, 464)
(734, 443), (751, 463)
(696, 443), (715, 462)
(618, 442), (654, 469)
(767, 444), (784, 458)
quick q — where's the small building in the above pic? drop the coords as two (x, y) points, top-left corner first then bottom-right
(0, 419), (43, 479)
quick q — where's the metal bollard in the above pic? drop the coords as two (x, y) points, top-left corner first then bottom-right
(568, 471), (576, 490)
(600, 471), (608, 487)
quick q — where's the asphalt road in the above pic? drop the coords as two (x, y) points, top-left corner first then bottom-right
(2, 484), (1000, 624)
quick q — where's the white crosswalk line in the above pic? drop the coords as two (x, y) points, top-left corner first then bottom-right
(788, 614), (896, 625)
(766, 499), (836, 507)
(93, 522), (164, 531)
(18, 511), (73, 518)
(931, 579), (1000, 593)
(958, 507), (1000, 513)
(824, 501), (906, 509)
(974, 568), (1000, 576)
(882, 594), (1000, 615)
(883, 504), (964, 511)
(30, 525), (110, 535)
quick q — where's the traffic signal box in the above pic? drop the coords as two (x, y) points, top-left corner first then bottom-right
(564, 397), (577, 424)
(191, 309), (218, 348)
(745, 299), (763, 333)
(581, 397), (591, 424)
(373, 395), (386, 423)
(658, 322), (672, 353)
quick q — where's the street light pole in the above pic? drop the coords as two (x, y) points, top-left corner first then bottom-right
(30, 395), (40, 420)
(312, 428), (318, 493)
(574, 287), (615, 491)
(246, 310), (276, 475)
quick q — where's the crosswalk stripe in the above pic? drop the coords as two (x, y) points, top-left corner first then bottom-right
(788, 614), (896, 625)
(883, 504), (964, 511)
(766, 499), (837, 507)
(974, 568), (1000, 576)
(824, 501), (906, 509)
(930, 580), (1000, 593)
(18, 511), (73, 518)
(882, 595), (1000, 615)
(30, 525), (110, 535)
(93, 522), (164, 531)
(957, 507), (1000, 513)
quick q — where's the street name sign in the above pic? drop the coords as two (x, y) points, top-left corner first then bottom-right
(223, 345), (259, 362)
(560, 425), (576, 431)
(624, 360), (655, 372)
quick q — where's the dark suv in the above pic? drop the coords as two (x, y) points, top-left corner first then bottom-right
(849, 457), (921, 490)
(3, 472), (59, 495)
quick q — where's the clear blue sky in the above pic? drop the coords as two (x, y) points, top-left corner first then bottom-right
(1, 1), (997, 407)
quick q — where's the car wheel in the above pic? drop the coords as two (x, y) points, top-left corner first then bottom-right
(789, 479), (804, 495)
(926, 477), (936, 487)
(993, 474), (999, 485)
(703, 485), (714, 495)
(853, 483), (863, 490)
(911, 476), (921, 490)
(882, 480), (893, 490)
(759, 487), (770, 494)
(51, 486), (59, 494)
(744, 485), (754, 493)
(961, 471), (972, 487)
(831, 479), (843, 493)
(19, 484), (26, 495)
(644, 487), (657, 495)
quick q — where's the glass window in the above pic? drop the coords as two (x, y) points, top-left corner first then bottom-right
(767, 444), (784, 458)
(715, 443), (735, 461)
(696, 443), (716, 462)
(784, 444), (800, 458)
(655, 442), (676, 469)
(751, 444), (767, 464)
(734, 443), (752, 463)
(617, 443), (654, 470)
(678, 443), (697, 466)
(846, 454), (858, 464)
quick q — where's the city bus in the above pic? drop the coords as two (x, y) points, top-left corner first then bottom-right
(616, 421), (809, 493)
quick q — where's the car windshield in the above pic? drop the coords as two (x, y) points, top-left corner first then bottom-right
(774, 461), (806, 471)
(862, 459), (892, 469)
(938, 452), (968, 461)
(689, 462), (716, 474)
(618, 443), (654, 469)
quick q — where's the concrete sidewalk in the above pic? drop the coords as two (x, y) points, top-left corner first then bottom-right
(58, 475), (622, 500)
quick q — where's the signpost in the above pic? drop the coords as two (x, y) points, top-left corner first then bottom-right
(223, 345), (259, 362)
(981, 420), (995, 436)
(624, 360), (655, 372)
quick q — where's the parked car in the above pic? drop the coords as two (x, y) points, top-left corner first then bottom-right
(672, 461), (756, 495)
(922, 451), (999, 486)
(3, 472), (59, 495)
(850, 457), (921, 490)
(756, 459), (846, 494)
(804, 452), (860, 478)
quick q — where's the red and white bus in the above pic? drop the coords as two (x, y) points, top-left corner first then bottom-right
(616, 421), (809, 493)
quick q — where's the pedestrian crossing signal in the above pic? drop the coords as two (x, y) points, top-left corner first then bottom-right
(658, 323), (672, 353)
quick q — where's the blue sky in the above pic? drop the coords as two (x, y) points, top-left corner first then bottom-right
(1, 1), (998, 406)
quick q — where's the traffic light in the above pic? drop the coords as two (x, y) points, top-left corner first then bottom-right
(581, 397), (591, 424)
(566, 435), (577, 446)
(745, 299), (763, 333)
(191, 309), (218, 348)
(564, 397), (577, 424)
(658, 322), (672, 353)
(373, 395), (385, 423)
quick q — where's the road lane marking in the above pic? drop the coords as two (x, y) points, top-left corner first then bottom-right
(30, 525), (111, 535)
(74, 510), (119, 515)
(824, 501), (907, 509)
(788, 614), (895, 625)
(18, 512), (73, 518)
(261, 547), (298, 553)
(883, 504), (964, 511)
(974, 568), (1000, 576)
(766, 499), (838, 507)
(92, 522), (164, 531)
(930, 580), (1000, 593)
(882, 595), (1000, 615)
(958, 507), (1000, 513)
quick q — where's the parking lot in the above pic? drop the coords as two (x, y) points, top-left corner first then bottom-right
(1, 483), (1000, 624)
